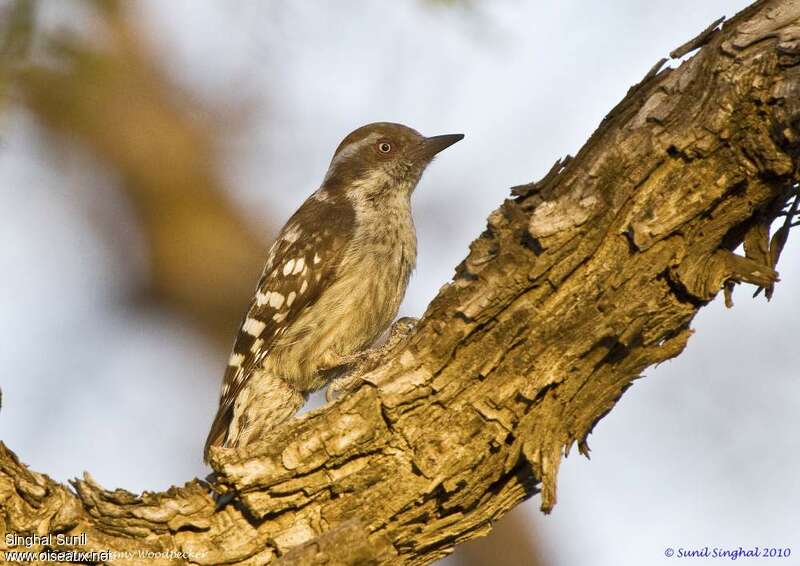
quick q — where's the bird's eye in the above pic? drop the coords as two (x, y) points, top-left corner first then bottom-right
(378, 142), (392, 153)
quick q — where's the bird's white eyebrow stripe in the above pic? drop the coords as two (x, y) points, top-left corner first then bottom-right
(325, 132), (383, 179)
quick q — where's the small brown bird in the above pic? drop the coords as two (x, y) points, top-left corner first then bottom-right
(204, 122), (463, 461)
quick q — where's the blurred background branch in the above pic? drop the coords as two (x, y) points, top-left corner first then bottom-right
(2, 0), (269, 344)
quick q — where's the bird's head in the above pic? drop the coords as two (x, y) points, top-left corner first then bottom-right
(322, 122), (463, 200)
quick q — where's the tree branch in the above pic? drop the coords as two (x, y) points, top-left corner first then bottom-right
(2, 1), (800, 564)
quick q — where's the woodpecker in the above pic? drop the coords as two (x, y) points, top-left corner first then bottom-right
(204, 122), (463, 461)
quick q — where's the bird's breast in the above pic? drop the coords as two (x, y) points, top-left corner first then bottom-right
(268, 197), (417, 392)
(343, 198), (417, 328)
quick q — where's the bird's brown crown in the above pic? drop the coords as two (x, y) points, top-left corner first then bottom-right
(332, 122), (423, 162)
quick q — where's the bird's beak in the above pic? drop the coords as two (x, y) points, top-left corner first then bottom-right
(415, 133), (464, 161)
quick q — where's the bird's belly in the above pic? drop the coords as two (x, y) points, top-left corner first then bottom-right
(276, 250), (411, 392)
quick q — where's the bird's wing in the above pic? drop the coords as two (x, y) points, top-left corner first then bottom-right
(204, 193), (355, 459)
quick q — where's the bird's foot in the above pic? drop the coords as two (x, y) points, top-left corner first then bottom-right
(326, 372), (363, 402)
(325, 317), (418, 402)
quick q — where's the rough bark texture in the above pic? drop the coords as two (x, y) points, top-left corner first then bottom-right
(3, 1), (800, 564)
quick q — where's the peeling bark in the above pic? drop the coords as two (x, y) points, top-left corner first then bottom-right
(2, 1), (800, 564)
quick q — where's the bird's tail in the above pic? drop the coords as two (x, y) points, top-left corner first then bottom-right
(203, 370), (306, 463)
